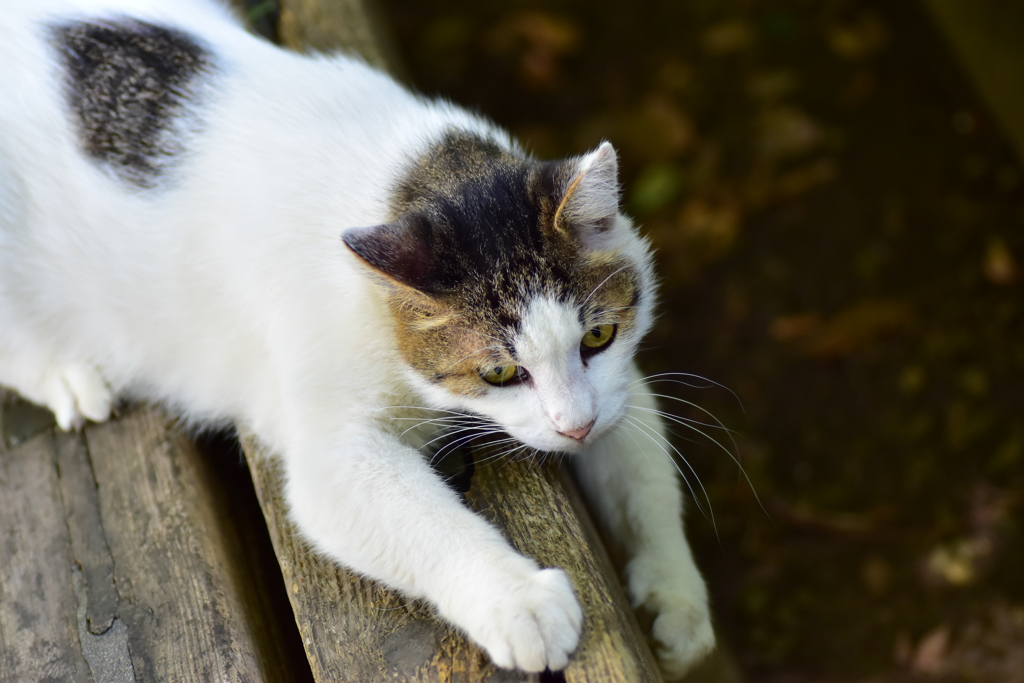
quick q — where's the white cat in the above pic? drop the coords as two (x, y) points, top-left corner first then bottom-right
(0, 0), (714, 675)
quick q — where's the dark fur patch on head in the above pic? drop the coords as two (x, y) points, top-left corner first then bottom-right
(50, 19), (212, 189)
(372, 132), (641, 395)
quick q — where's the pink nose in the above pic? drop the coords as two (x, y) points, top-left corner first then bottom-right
(558, 420), (595, 442)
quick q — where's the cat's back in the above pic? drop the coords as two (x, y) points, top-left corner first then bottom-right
(0, 0), (238, 81)
(0, 0), (478, 208)
(1, 0), (238, 39)
(0, 0), (243, 187)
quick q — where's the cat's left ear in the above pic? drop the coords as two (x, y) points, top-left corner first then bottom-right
(552, 141), (621, 247)
(342, 214), (435, 291)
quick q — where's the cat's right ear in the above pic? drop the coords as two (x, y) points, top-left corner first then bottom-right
(549, 142), (622, 249)
(342, 214), (434, 291)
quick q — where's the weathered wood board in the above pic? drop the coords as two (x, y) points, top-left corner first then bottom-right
(0, 392), (296, 683)
(243, 435), (664, 683)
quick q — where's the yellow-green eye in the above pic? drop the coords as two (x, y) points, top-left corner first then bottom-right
(482, 364), (518, 385)
(582, 324), (616, 350)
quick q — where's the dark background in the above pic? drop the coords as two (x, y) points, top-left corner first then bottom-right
(376, 0), (1024, 681)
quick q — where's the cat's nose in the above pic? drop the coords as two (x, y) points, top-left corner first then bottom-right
(558, 420), (595, 442)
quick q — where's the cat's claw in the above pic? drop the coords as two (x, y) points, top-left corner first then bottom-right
(42, 363), (113, 430)
(468, 567), (582, 673)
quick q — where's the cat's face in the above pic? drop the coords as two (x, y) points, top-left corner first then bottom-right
(344, 136), (654, 453)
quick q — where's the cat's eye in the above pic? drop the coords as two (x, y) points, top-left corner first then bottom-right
(581, 324), (617, 351)
(482, 364), (519, 386)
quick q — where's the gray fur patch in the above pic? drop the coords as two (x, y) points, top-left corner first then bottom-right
(50, 20), (212, 189)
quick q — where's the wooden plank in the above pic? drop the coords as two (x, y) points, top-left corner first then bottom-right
(278, 0), (398, 72)
(83, 408), (292, 682)
(238, 2), (665, 680)
(243, 441), (507, 683)
(465, 453), (664, 683)
(0, 428), (93, 683)
(0, 393), (297, 682)
(242, 436), (663, 682)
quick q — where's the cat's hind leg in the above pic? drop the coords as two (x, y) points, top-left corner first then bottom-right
(0, 349), (113, 430)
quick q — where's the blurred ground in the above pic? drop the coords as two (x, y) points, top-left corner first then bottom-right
(380, 0), (1024, 681)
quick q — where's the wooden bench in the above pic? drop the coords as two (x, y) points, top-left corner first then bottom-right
(0, 2), (670, 681)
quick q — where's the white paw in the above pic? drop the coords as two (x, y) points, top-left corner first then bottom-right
(650, 591), (715, 680)
(465, 567), (583, 672)
(41, 363), (113, 431)
(627, 555), (715, 680)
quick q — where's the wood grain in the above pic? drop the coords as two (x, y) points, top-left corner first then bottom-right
(242, 435), (664, 683)
(0, 398), (295, 683)
(278, 0), (396, 71)
(0, 428), (92, 683)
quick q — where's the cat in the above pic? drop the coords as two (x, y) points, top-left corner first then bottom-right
(0, 0), (714, 675)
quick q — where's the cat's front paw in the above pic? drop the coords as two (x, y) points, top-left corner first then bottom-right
(465, 567), (583, 672)
(650, 590), (715, 680)
(628, 555), (715, 680)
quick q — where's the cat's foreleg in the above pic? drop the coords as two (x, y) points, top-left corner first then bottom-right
(282, 425), (582, 672)
(573, 365), (714, 679)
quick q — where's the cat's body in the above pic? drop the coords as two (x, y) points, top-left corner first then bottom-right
(0, 0), (713, 675)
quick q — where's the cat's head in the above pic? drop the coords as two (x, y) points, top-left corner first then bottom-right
(343, 133), (654, 453)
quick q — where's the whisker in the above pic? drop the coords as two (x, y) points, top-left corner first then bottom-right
(580, 264), (632, 308)
(641, 392), (741, 454)
(374, 405), (469, 418)
(421, 425), (494, 453)
(633, 372), (746, 415)
(642, 406), (765, 517)
(394, 415), (480, 435)
(624, 415), (715, 530)
(450, 325), (506, 346)
(439, 345), (505, 373)
(429, 427), (519, 467)
(628, 404), (740, 435)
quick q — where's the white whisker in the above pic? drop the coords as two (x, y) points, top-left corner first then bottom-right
(580, 264), (632, 308)
(624, 415), (715, 529)
(632, 372), (745, 414)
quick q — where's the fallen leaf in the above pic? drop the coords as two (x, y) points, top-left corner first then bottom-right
(926, 541), (977, 586)
(912, 626), (950, 674)
(487, 12), (580, 89)
(983, 238), (1016, 285)
(756, 105), (822, 161)
(769, 300), (913, 359)
(676, 197), (741, 255)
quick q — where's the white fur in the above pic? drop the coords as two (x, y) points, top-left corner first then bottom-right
(0, 0), (712, 674)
